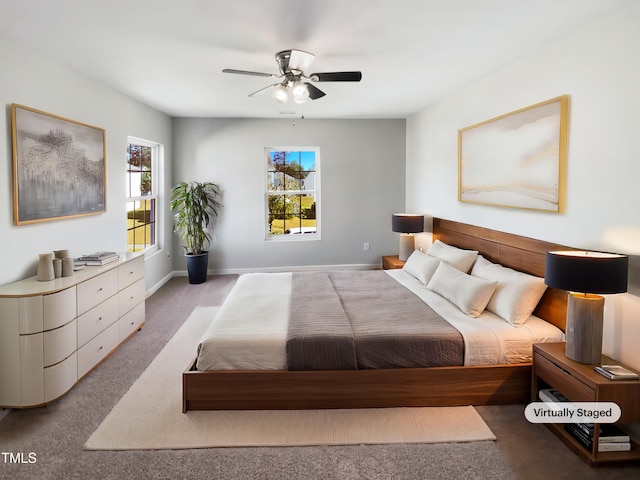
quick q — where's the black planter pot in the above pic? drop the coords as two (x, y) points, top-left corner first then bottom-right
(185, 252), (209, 284)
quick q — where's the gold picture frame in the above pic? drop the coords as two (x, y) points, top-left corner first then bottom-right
(458, 95), (569, 212)
(12, 104), (106, 225)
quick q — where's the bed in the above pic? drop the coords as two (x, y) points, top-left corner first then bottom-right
(182, 218), (570, 411)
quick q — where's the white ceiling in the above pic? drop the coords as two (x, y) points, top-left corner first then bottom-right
(1, 0), (628, 119)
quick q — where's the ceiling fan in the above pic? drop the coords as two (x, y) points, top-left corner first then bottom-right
(222, 49), (362, 105)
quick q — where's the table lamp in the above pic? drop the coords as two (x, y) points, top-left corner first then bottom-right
(544, 250), (628, 364)
(392, 214), (424, 261)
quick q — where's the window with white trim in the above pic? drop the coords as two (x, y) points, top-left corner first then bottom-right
(265, 147), (320, 240)
(126, 138), (161, 252)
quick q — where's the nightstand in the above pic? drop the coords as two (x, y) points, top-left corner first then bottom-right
(382, 255), (405, 270)
(532, 342), (640, 465)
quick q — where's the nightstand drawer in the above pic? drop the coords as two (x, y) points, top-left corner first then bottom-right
(534, 351), (595, 402)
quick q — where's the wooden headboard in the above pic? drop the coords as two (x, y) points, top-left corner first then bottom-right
(432, 218), (568, 332)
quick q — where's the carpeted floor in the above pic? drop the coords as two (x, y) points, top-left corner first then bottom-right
(85, 306), (495, 450)
(1, 274), (639, 480)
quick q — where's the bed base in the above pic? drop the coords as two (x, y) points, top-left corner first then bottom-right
(183, 361), (531, 411)
(182, 217), (568, 412)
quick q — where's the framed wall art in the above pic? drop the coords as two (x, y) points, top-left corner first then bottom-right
(458, 95), (568, 212)
(11, 104), (106, 225)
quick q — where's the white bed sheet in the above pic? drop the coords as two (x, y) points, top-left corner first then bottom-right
(196, 270), (564, 370)
(385, 269), (564, 365)
(196, 272), (292, 370)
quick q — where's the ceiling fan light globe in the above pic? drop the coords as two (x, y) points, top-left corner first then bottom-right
(291, 81), (310, 102)
(272, 85), (288, 104)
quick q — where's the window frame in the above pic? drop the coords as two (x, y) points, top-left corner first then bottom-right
(264, 146), (321, 242)
(126, 136), (162, 254)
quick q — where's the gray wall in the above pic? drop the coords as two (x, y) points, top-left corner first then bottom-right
(172, 118), (406, 272)
(406, 2), (640, 370)
(0, 35), (174, 292)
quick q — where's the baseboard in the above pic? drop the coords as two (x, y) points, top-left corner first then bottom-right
(173, 263), (382, 276)
(145, 271), (176, 298)
(147, 264), (381, 298)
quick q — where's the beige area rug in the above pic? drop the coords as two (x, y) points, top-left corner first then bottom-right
(85, 306), (496, 450)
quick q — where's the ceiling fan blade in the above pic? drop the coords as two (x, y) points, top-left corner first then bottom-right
(311, 71), (362, 82)
(223, 68), (278, 78)
(248, 83), (279, 97)
(288, 49), (315, 73)
(305, 83), (326, 100)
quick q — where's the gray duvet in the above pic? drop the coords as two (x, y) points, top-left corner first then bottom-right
(286, 271), (464, 370)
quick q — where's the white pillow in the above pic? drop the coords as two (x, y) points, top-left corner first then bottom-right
(426, 239), (478, 273)
(426, 262), (497, 317)
(402, 250), (441, 284)
(471, 256), (547, 326)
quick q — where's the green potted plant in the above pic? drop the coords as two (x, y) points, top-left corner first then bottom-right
(170, 181), (222, 284)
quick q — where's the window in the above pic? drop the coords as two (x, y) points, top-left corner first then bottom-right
(265, 147), (319, 240)
(127, 138), (161, 252)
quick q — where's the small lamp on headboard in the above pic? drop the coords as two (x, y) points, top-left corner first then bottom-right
(392, 214), (424, 261)
(544, 250), (628, 364)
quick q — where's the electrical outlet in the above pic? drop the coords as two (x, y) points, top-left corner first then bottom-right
(363, 242), (370, 251)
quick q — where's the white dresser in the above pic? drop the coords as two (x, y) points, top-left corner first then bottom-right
(0, 253), (145, 408)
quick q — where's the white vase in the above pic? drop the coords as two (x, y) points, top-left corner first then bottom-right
(62, 257), (74, 277)
(37, 253), (55, 282)
(53, 258), (62, 278)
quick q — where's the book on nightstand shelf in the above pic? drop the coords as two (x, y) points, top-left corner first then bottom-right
(538, 388), (569, 403)
(564, 424), (631, 452)
(570, 422), (630, 443)
(539, 388), (632, 450)
(594, 365), (640, 381)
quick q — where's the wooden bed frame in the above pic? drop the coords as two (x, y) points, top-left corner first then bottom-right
(182, 218), (569, 412)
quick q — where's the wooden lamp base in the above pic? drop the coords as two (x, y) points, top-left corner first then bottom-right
(565, 293), (605, 364)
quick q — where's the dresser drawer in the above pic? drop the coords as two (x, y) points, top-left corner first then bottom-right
(119, 278), (145, 317)
(77, 322), (119, 379)
(77, 294), (119, 348)
(19, 333), (44, 406)
(119, 302), (145, 341)
(534, 351), (595, 402)
(119, 255), (144, 290)
(18, 296), (44, 334)
(77, 269), (118, 315)
(44, 352), (77, 403)
(43, 319), (77, 368)
(43, 287), (76, 331)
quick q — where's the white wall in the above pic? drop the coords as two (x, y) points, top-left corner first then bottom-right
(0, 36), (174, 292)
(172, 118), (406, 272)
(406, 3), (640, 368)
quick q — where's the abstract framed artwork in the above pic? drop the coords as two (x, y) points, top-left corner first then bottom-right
(11, 104), (106, 225)
(458, 95), (568, 212)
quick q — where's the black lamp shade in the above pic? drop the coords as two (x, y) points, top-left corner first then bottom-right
(545, 251), (628, 294)
(392, 214), (424, 234)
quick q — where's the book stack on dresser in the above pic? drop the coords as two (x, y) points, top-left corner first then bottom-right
(77, 251), (119, 266)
